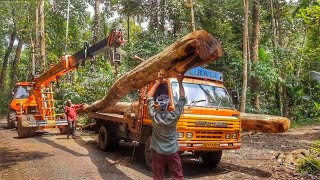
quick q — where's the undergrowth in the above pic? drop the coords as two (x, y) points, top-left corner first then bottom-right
(298, 141), (320, 175)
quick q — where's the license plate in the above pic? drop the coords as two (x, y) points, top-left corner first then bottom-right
(203, 142), (219, 148)
(47, 120), (55, 126)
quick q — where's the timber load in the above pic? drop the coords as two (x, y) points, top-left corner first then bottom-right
(241, 113), (290, 133)
(83, 30), (223, 113)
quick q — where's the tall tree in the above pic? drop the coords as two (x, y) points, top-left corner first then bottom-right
(9, 38), (24, 92)
(189, 0), (196, 32)
(93, 0), (100, 44)
(0, 8), (16, 91)
(250, 0), (260, 110)
(39, 0), (46, 73)
(240, 0), (249, 112)
(0, 30), (16, 91)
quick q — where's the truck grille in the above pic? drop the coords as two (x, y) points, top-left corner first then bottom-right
(195, 131), (223, 140)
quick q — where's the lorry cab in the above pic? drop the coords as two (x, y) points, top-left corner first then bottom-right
(92, 66), (241, 169)
(142, 66), (241, 167)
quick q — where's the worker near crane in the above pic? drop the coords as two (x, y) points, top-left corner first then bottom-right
(147, 71), (186, 180)
(64, 99), (83, 139)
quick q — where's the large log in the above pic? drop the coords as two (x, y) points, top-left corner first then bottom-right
(100, 101), (139, 114)
(241, 113), (290, 133)
(83, 30), (223, 112)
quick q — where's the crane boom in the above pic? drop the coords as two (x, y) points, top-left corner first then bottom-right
(34, 29), (124, 88)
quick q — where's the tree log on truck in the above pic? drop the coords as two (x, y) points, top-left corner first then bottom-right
(83, 103), (291, 133)
(82, 30), (223, 113)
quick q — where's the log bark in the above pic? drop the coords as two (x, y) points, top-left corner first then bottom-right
(241, 113), (290, 133)
(83, 30), (223, 112)
(100, 101), (139, 115)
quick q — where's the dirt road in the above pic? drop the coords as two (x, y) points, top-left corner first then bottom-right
(1, 118), (319, 180)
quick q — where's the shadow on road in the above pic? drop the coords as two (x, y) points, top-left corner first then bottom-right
(72, 134), (272, 179)
(34, 136), (88, 157)
(0, 146), (52, 171)
(74, 136), (134, 180)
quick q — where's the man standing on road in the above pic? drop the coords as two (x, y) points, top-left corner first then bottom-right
(147, 71), (186, 180)
(64, 99), (83, 139)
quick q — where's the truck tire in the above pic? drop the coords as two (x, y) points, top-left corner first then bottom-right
(144, 136), (153, 171)
(17, 120), (29, 138)
(7, 111), (16, 129)
(98, 126), (113, 151)
(201, 150), (222, 167)
(59, 126), (69, 135)
(28, 127), (37, 137)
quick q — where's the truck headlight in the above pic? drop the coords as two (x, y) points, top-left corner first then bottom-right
(178, 132), (184, 138)
(186, 132), (193, 139)
(232, 133), (237, 139)
(225, 133), (230, 139)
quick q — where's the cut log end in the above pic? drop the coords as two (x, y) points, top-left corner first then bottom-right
(241, 113), (290, 133)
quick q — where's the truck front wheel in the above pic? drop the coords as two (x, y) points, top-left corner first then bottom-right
(17, 120), (29, 138)
(7, 110), (16, 129)
(59, 126), (68, 135)
(201, 150), (222, 167)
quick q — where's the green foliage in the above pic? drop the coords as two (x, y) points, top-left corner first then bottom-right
(298, 141), (320, 175)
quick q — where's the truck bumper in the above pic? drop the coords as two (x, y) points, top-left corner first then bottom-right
(22, 119), (68, 127)
(178, 140), (241, 151)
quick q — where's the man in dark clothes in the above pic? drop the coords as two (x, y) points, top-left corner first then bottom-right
(147, 72), (186, 180)
(64, 99), (83, 139)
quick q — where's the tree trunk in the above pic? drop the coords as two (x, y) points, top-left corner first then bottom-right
(270, 0), (283, 116)
(250, 0), (261, 110)
(83, 30), (223, 112)
(241, 113), (290, 133)
(189, 0), (195, 32)
(9, 38), (24, 92)
(35, 2), (39, 47)
(0, 30), (16, 91)
(127, 16), (130, 43)
(39, 0), (46, 73)
(240, 0), (249, 113)
(93, 0), (100, 44)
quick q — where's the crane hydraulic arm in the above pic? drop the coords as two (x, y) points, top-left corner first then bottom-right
(34, 29), (124, 87)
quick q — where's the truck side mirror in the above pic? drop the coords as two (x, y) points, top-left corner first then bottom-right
(228, 90), (239, 108)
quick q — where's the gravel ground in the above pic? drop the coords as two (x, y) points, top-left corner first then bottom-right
(0, 118), (319, 180)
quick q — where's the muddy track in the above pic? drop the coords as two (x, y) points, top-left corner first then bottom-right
(0, 118), (319, 180)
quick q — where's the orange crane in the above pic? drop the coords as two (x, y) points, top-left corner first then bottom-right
(7, 30), (124, 138)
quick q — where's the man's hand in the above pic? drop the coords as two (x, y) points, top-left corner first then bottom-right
(158, 69), (165, 83)
(176, 73), (184, 83)
(147, 69), (165, 98)
(176, 73), (185, 98)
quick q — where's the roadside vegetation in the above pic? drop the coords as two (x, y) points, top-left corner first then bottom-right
(298, 140), (320, 176)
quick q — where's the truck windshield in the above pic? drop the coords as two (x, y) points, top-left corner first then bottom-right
(15, 86), (30, 99)
(171, 82), (233, 108)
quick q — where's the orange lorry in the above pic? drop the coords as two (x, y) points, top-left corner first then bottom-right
(7, 30), (124, 138)
(90, 66), (241, 169)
